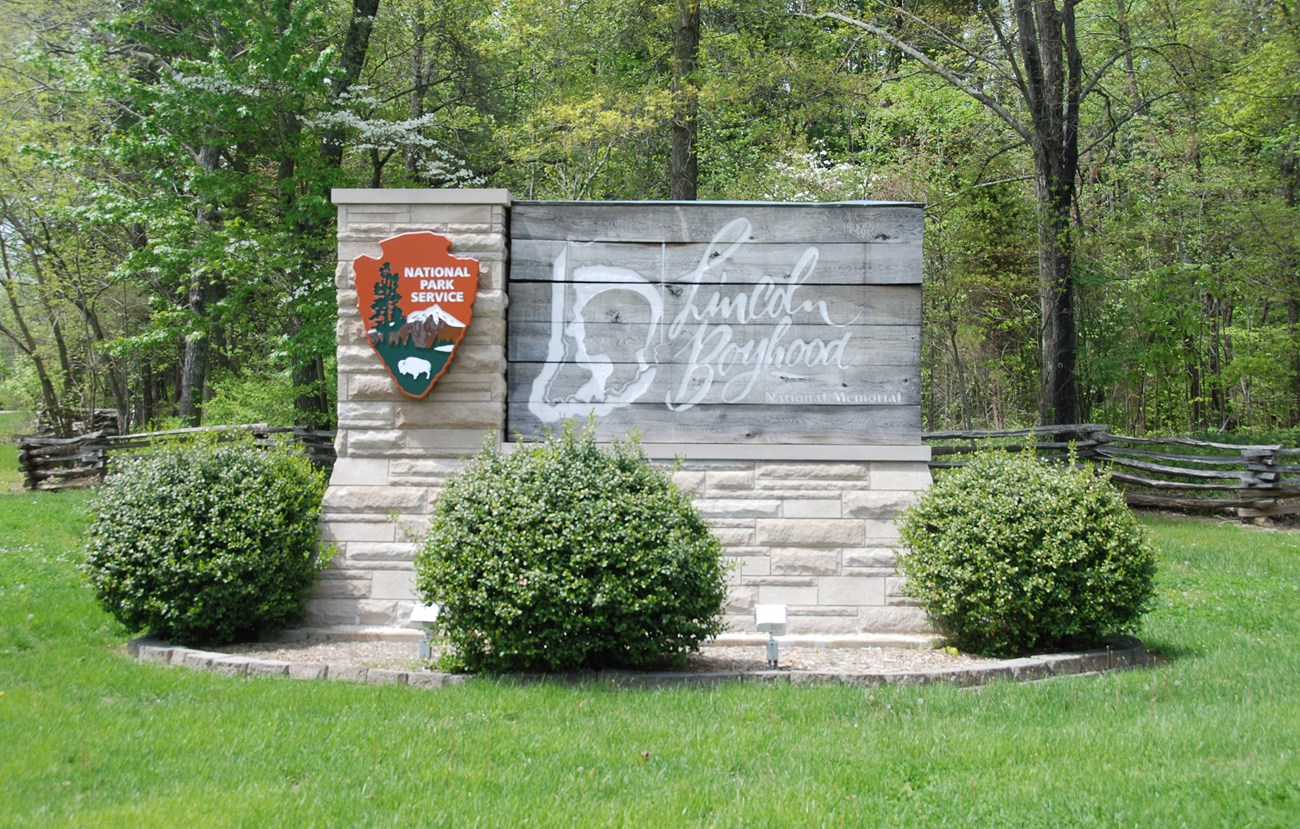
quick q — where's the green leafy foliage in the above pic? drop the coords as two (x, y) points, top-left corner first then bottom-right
(414, 424), (728, 673)
(7, 0), (1300, 435)
(897, 450), (1157, 657)
(201, 370), (300, 427)
(82, 439), (330, 645)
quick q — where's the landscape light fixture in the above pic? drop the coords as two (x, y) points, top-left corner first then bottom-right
(408, 602), (441, 660)
(754, 604), (788, 668)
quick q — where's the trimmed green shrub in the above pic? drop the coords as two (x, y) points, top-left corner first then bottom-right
(414, 425), (728, 673)
(83, 440), (330, 645)
(896, 450), (1157, 657)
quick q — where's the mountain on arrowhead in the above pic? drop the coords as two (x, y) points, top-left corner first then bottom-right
(407, 305), (466, 328)
(370, 304), (464, 350)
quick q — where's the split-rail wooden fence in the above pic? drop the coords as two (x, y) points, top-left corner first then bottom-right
(926, 424), (1300, 520)
(16, 421), (1298, 520)
(16, 425), (336, 491)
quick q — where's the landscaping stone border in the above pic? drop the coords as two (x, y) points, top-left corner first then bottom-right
(126, 636), (1151, 690)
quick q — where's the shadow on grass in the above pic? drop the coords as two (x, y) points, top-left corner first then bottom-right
(1139, 637), (1199, 663)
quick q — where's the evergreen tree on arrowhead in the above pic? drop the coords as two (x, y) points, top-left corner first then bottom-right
(370, 261), (405, 332)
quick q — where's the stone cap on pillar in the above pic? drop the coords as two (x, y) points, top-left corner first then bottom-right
(332, 189), (511, 206)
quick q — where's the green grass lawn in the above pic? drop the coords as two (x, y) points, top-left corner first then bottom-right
(0, 411), (32, 492)
(2, 494), (1297, 827)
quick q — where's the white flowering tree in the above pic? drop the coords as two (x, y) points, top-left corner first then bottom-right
(309, 86), (481, 189)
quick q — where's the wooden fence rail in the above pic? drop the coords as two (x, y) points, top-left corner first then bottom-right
(924, 424), (1300, 520)
(17, 421), (1298, 519)
(17, 425), (336, 491)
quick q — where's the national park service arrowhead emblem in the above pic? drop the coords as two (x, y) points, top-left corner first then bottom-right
(353, 232), (479, 399)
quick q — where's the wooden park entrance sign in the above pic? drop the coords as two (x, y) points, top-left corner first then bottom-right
(318, 191), (932, 640)
(507, 202), (920, 444)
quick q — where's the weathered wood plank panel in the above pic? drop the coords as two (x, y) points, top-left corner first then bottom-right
(930, 440), (1099, 457)
(510, 357), (919, 411)
(923, 424), (1109, 441)
(1125, 492), (1244, 510)
(506, 282), (921, 327)
(507, 201), (923, 445)
(508, 320), (919, 365)
(1238, 501), (1300, 518)
(1108, 434), (1283, 452)
(511, 202), (924, 246)
(510, 239), (922, 286)
(1112, 472), (1279, 492)
(1101, 454), (1251, 482)
(18, 424), (336, 491)
(922, 427), (1300, 517)
(508, 399), (921, 445)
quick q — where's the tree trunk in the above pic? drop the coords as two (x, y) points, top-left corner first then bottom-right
(27, 256), (75, 405)
(322, 0), (382, 170)
(1281, 151), (1300, 425)
(1289, 299), (1300, 426)
(1184, 331), (1202, 431)
(1019, 0), (1082, 425)
(178, 144), (222, 427)
(176, 275), (217, 426)
(1035, 179), (1079, 425)
(0, 213), (70, 434)
(0, 281), (66, 434)
(407, 6), (428, 182)
(75, 301), (130, 430)
(1115, 0), (1144, 114)
(948, 320), (975, 432)
(1206, 292), (1227, 429)
(283, 0), (382, 430)
(294, 356), (330, 429)
(669, 0), (700, 200)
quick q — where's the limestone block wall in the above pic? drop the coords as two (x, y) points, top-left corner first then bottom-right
(310, 189), (932, 640)
(677, 456), (931, 636)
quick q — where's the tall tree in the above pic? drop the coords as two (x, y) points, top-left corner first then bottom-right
(815, 1), (1133, 424)
(0, 198), (71, 434)
(1213, 0), (1300, 425)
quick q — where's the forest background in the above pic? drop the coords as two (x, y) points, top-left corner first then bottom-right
(0, 0), (1296, 439)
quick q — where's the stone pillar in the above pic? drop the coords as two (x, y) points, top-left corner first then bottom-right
(307, 189), (510, 632)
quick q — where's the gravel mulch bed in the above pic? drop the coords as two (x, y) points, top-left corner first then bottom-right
(220, 638), (1000, 674)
